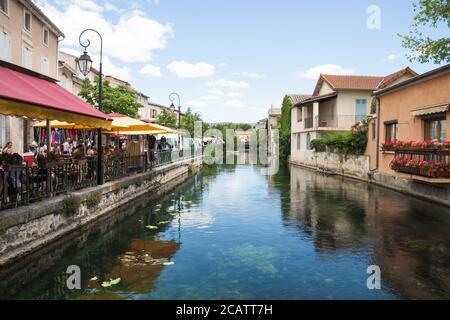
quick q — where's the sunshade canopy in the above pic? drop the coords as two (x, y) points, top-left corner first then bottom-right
(107, 130), (170, 136)
(34, 119), (128, 130)
(0, 61), (112, 129)
(104, 113), (177, 135)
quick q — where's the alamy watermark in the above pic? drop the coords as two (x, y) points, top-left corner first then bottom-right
(367, 265), (381, 290)
(367, 5), (381, 30)
(66, 265), (81, 290)
(170, 122), (280, 175)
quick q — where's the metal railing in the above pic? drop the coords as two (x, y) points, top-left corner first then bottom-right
(0, 150), (196, 210)
(390, 149), (450, 179)
(303, 115), (369, 130)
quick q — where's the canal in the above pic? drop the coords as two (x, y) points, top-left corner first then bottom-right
(0, 164), (449, 300)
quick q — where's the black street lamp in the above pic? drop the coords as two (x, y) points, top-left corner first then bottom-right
(169, 92), (181, 148)
(78, 28), (104, 185)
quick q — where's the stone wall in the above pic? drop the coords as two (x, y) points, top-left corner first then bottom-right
(291, 151), (450, 207)
(0, 156), (203, 266)
(293, 150), (370, 178)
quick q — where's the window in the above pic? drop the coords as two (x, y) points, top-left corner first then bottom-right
(424, 115), (447, 142)
(384, 121), (398, 143)
(151, 109), (158, 118)
(356, 99), (368, 122)
(43, 28), (49, 46)
(23, 46), (32, 69)
(297, 133), (301, 150)
(297, 107), (302, 122)
(41, 57), (49, 75)
(0, 30), (11, 61)
(60, 73), (72, 91)
(0, 0), (8, 15)
(24, 11), (31, 32)
(306, 133), (311, 150)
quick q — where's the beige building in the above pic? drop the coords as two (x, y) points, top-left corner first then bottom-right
(138, 100), (165, 122)
(371, 64), (450, 183)
(290, 69), (417, 164)
(103, 75), (167, 121)
(268, 106), (281, 155)
(0, 0), (64, 152)
(58, 50), (99, 96)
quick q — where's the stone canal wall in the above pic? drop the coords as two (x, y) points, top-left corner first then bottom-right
(0, 156), (203, 266)
(292, 150), (370, 178)
(291, 151), (450, 207)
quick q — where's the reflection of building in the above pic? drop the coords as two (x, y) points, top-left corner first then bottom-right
(89, 239), (180, 295)
(0, 0), (64, 152)
(288, 165), (450, 299)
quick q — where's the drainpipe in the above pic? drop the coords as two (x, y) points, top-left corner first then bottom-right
(375, 97), (381, 171)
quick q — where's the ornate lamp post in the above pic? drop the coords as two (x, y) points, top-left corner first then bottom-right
(78, 29), (104, 185)
(169, 92), (181, 149)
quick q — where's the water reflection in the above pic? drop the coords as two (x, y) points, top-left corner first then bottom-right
(287, 165), (450, 299)
(1, 164), (449, 300)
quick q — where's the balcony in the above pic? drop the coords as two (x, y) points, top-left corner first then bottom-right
(304, 117), (314, 129)
(389, 144), (450, 182)
(302, 115), (364, 131)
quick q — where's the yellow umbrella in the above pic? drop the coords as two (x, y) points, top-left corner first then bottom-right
(104, 114), (176, 135)
(34, 120), (96, 130)
(142, 122), (177, 134)
(108, 130), (170, 136)
(34, 119), (128, 130)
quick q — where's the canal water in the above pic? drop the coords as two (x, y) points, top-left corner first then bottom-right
(1, 164), (449, 300)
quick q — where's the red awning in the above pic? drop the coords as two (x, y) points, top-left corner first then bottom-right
(0, 62), (111, 129)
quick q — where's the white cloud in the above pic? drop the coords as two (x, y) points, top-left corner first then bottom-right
(234, 71), (264, 78)
(187, 100), (207, 108)
(59, 47), (82, 57)
(34, 0), (173, 63)
(223, 99), (247, 108)
(200, 95), (220, 101)
(101, 56), (132, 81)
(387, 53), (402, 61)
(227, 92), (242, 98)
(206, 87), (224, 96)
(104, 1), (123, 13)
(206, 79), (250, 89)
(167, 61), (215, 78)
(140, 64), (163, 77)
(218, 62), (228, 67)
(298, 64), (355, 79)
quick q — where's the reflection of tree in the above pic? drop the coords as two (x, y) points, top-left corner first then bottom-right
(289, 167), (370, 246)
(267, 164), (291, 218)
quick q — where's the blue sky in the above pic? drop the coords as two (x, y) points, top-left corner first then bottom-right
(35, 0), (448, 123)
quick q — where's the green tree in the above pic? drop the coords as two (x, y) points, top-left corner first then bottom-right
(180, 108), (204, 137)
(156, 108), (177, 129)
(78, 77), (142, 118)
(399, 0), (450, 64)
(278, 96), (293, 161)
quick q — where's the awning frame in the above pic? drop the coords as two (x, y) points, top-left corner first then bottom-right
(410, 102), (450, 118)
